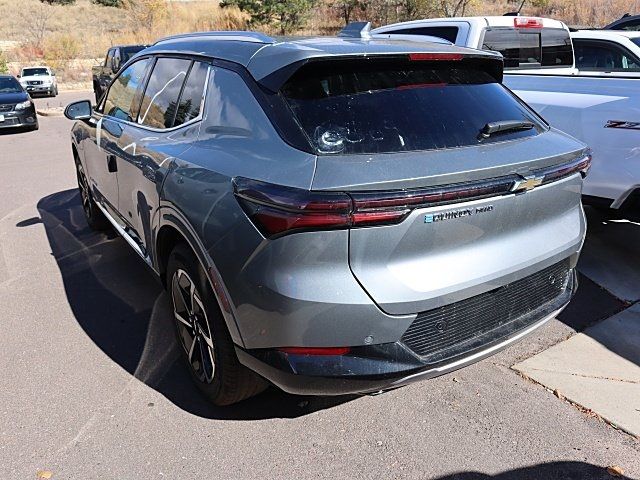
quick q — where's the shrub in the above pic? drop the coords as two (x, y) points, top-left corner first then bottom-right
(0, 52), (8, 74)
(43, 33), (81, 72)
(92, 0), (123, 6)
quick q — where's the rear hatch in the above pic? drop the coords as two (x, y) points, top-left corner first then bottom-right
(281, 55), (589, 315)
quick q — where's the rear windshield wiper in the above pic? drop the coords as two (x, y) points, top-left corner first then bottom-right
(478, 120), (535, 140)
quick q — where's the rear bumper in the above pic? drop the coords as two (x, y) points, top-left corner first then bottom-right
(237, 269), (576, 396)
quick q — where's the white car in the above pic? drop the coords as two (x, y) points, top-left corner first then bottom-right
(18, 66), (58, 97)
(373, 16), (640, 214)
(571, 30), (640, 77)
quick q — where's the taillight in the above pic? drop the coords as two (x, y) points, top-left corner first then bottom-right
(514, 17), (543, 28)
(233, 177), (514, 238)
(539, 152), (592, 184)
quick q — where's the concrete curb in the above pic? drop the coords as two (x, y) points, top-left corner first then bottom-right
(37, 109), (64, 117)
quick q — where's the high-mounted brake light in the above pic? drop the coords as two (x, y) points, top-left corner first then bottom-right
(514, 17), (543, 28)
(278, 347), (351, 356)
(408, 53), (464, 61)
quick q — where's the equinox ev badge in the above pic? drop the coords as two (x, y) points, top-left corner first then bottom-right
(425, 205), (494, 223)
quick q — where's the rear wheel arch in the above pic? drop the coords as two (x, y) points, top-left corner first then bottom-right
(155, 219), (246, 348)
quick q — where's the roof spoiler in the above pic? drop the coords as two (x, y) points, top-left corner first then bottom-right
(338, 22), (372, 39)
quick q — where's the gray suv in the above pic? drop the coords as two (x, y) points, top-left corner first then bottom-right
(64, 31), (590, 405)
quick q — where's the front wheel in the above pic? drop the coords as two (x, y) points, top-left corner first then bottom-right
(75, 160), (110, 231)
(167, 243), (266, 405)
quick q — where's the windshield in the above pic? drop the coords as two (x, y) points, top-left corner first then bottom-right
(281, 60), (544, 155)
(121, 46), (146, 63)
(0, 77), (23, 93)
(22, 68), (49, 77)
(632, 38), (640, 48)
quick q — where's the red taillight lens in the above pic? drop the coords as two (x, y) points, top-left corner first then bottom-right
(278, 346), (351, 356)
(233, 177), (515, 237)
(408, 53), (464, 61)
(539, 152), (592, 184)
(514, 17), (543, 28)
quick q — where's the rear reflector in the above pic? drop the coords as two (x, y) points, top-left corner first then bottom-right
(408, 53), (464, 61)
(514, 17), (543, 28)
(278, 347), (351, 356)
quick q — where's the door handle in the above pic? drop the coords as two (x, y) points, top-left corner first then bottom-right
(107, 154), (117, 173)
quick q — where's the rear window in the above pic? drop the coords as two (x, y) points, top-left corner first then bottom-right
(281, 60), (544, 155)
(482, 28), (573, 68)
(387, 26), (459, 43)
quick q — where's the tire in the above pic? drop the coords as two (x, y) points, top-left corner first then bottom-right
(75, 160), (110, 231)
(167, 243), (266, 406)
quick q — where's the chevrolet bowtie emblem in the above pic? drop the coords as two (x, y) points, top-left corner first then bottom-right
(511, 175), (544, 192)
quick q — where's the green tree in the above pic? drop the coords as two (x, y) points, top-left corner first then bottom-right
(92, 0), (123, 6)
(40, 0), (76, 5)
(221, 0), (317, 34)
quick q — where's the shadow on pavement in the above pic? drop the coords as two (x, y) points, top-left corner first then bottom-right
(433, 461), (632, 480)
(0, 126), (36, 136)
(37, 189), (355, 420)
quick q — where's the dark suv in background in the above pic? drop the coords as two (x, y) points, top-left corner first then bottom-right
(65, 31), (590, 405)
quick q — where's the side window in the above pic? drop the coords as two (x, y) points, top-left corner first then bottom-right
(138, 57), (192, 129)
(103, 58), (152, 121)
(574, 40), (640, 71)
(393, 26), (459, 43)
(173, 61), (208, 127)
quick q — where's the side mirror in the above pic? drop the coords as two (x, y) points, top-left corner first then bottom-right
(111, 57), (120, 74)
(65, 100), (92, 121)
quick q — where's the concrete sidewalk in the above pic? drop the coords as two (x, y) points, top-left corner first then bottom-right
(513, 304), (640, 437)
(514, 208), (640, 438)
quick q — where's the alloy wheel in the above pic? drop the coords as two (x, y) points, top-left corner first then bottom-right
(76, 165), (92, 219)
(171, 268), (216, 383)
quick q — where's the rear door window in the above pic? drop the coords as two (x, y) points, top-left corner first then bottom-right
(103, 58), (152, 121)
(137, 58), (208, 129)
(482, 28), (572, 69)
(574, 40), (640, 71)
(281, 59), (544, 155)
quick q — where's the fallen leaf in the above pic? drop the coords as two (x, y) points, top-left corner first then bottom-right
(553, 389), (564, 400)
(607, 465), (625, 477)
(37, 471), (53, 479)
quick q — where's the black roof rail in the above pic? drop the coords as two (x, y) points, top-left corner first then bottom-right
(154, 31), (276, 45)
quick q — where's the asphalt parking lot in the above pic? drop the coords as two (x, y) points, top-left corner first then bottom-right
(1, 91), (639, 479)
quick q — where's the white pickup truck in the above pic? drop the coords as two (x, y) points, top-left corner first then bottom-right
(374, 16), (640, 213)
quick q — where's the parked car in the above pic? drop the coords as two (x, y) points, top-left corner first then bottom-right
(604, 13), (640, 31)
(92, 45), (148, 102)
(18, 66), (57, 97)
(374, 16), (640, 213)
(0, 75), (38, 131)
(65, 30), (589, 405)
(571, 30), (640, 76)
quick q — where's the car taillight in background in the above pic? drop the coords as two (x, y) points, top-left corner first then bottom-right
(514, 17), (544, 29)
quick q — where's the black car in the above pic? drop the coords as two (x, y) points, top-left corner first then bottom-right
(604, 13), (640, 31)
(0, 75), (38, 131)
